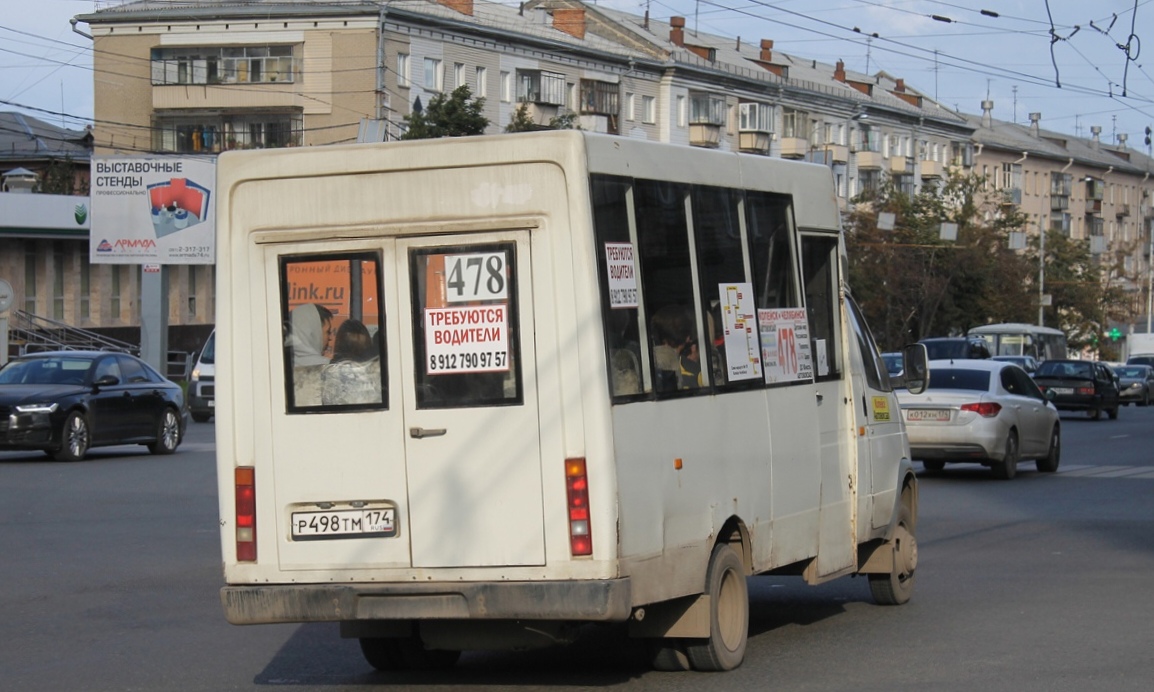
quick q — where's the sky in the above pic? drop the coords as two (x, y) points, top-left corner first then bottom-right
(1, 0), (1151, 151)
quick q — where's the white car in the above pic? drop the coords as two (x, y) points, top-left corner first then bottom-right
(897, 359), (1060, 480)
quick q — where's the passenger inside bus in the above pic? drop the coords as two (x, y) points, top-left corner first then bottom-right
(286, 303), (334, 407)
(650, 304), (702, 391)
(321, 319), (382, 405)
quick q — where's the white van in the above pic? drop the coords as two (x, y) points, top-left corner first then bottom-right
(215, 131), (928, 672)
(189, 329), (215, 422)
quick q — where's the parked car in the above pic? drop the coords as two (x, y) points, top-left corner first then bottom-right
(1113, 364), (1154, 406)
(189, 329), (215, 423)
(1125, 354), (1154, 368)
(991, 354), (1039, 375)
(0, 351), (187, 461)
(897, 359), (1060, 480)
(1032, 359), (1121, 420)
(919, 336), (992, 360)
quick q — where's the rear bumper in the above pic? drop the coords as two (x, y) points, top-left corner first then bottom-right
(221, 578), (633, 625)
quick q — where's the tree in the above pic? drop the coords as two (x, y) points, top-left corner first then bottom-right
(400, 85), (489, 140)
(845, 171), (1036, 351)
(504, 103), (580, 133)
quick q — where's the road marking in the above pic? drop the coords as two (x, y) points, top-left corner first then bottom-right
(1060, 464), (1154, 479)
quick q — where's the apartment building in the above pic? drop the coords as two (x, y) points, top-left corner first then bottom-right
(969, 101), (1154, 321)
(40, 0), (1152, 336)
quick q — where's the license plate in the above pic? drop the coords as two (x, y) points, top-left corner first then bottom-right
(1052, 387), (1074, 395)
(906, 408), (950, 422)
(291, 507), (396, 540)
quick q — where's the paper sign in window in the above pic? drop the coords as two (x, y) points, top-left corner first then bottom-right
(424, 305), (510, 374)
(718, 283), (761, 381)
(604, 242), (639, 309)
(758, 308), (814, 383)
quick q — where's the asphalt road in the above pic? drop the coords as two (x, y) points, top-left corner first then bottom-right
(2, 409), (1153, 692)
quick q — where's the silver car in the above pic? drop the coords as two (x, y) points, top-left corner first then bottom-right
(897, 360), (1060, 480)
(1114, 364), (1154, 406)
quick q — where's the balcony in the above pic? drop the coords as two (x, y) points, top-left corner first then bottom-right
(1117, 203), (1131, 217)
(689, 123), (721, 148)
(1086, 198), (1102, 214)
(1051, 196), (1069, 211)
(822, 143), (849, 164)
(1000, 188), (1023, 206)
(888, 156), (912, 174)
(855, 150), (885, 170)
(778, 136), (808, 159)
(738, 131), (771, 155)
(919, 159), (944, 179)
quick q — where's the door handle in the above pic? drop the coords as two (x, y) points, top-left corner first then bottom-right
(410, 427), (447, 439)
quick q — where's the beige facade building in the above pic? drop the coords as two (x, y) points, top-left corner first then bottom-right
(3, 0), (1149, 346)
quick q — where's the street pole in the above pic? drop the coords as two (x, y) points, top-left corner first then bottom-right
(1147, 226), (1153, 333)
(1038, 225), (1046, 327)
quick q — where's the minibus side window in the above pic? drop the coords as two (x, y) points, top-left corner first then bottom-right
(280, 253), (386, 412)
(592, 174), (650, 398)
(634, 179), (699, 395)
(846, 293), (889, 391)
(799, 236), (843, 381)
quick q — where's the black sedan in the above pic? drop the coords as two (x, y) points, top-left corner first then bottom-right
(1114, 364), (1154, 406)
(1033, 359), (1121, 420)
(0, 351), (187, 461)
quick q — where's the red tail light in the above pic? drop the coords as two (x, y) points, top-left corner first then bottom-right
(235, 467), (256, 562)
(565, 458), (592, 557)
(1077, 386), (1094, 395)
(961, 402), (1002, 417)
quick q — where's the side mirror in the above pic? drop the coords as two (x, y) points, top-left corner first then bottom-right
(93, 375), (120, 388)
(901, 343), (929, 395)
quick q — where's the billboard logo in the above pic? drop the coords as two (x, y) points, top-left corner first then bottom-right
(96, 239), (113, 253)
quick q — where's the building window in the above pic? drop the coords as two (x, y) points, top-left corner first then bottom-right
(782, 108), (808, 139)
(641, 95), (656, 124)
(153, 112), (303, 153)
(689, 92), (725, 126)
(53, 243), (65, 320)
(423, 58), (443, 91)
(738, 102), (773, 133)
(579, 80), (619, 116)
(857, 125), (881, 152)
(454, 63), (465, 89)
(397, 53), (410, 88)
(80, 258), (90, 320)
(24, 246), (37, 314)
(625, 92), (635, 121)
(860, 169), (882, 194)
(188, 266), (198, 316)
(498, 70), (512, 102)
(111, 266), (121, 319)
(151, 45), (297, 85)
(475, 66), (487, 98)
(516, 70), (565, 105)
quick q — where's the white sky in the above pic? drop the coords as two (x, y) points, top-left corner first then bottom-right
(1, 0), (1151, 149)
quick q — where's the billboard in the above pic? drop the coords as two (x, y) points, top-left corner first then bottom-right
(89, 156), (216, 264)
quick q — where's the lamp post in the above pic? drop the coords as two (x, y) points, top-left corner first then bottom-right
(1038, 223), (1046, 327)
(1147, 226), (1153, 332)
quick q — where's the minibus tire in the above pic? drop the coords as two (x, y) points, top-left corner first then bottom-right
(686, 544), (748, 671)
(868, 500), (916, 605)
(358, 637), (405, 671)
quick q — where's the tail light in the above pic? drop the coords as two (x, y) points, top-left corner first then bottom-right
(235, 467), (256, 562)
(961, 402), (1002, 417)
(565, 458), (592, 557)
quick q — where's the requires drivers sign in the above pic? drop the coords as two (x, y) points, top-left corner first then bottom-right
(424, 305), (510, 374)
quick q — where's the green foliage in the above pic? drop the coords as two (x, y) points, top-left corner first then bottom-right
(505, 103), (581, 133)
(400, 86), (489, 140)
(846, 172), (1038, 351)
(847, 169), (1130, 354)
(40, 155), (88, 195)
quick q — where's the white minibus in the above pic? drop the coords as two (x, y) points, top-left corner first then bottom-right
(215, 131), (927, 672)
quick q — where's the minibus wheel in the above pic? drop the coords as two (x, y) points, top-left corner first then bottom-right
(868, 499), (917, 605)
(686, 543), (748, 671)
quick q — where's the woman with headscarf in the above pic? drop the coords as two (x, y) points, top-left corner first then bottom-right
(288, 303), (333, 366)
